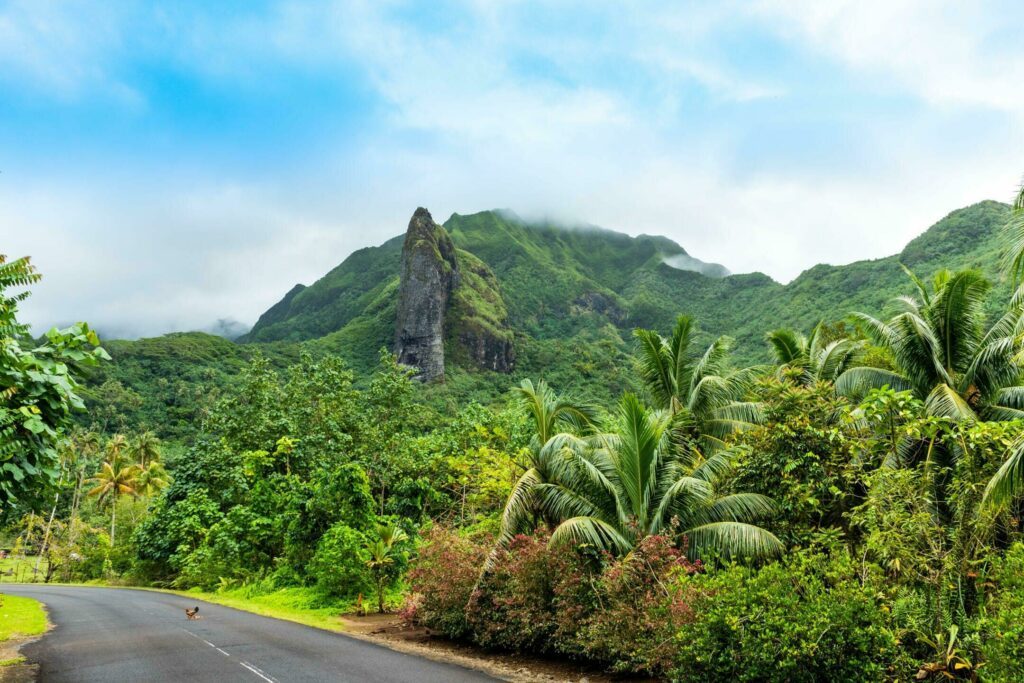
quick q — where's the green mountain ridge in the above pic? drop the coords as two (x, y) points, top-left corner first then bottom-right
(245, 200), (1010, 359)
(91, 199), (1013, 437)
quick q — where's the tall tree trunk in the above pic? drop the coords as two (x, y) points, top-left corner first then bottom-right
(110, 501), (117, 548)
(33, 491), (60, 578)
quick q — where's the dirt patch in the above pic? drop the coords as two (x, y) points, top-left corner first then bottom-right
(0, 635), (39, 683)
(338, 613), (653, 683)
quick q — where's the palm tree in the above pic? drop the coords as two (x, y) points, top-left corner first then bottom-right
(365, 524), (409, 614)
(135, 461), (169, 498)
(495, 380), (598, 549)
(766, 323), (864, 386)
(86, 459), (140, 546)
(533, 394), (781, 559)
(104, 434), (130, 466)
(633, 315), (762, 459)
(129, 431), (161, 469)
(984, 180), (1024, 507)
(1002, 178), (1024, 284)
(837, 269), (1024, 519)
(836, 268), (1024, 424)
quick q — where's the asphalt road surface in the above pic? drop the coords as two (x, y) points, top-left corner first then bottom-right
(1, 585), (498, 683)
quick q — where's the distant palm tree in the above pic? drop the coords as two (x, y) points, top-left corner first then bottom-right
(494, 380), (598, 552)
(633, 315), (762, 459)
(766, 323), (863, 386)
(135, 461), (169, 498)
(87, 459), (140, 546)
(129, 431), (161, 469)
(534, 394), (781, 559)
(104, 434), (130, 467)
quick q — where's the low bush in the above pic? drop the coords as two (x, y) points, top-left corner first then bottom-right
(577, 535), (700, 674)
(308, 523), (371, 598)
(407, 528), (702, 676)
(978, 542), (1024, 683)
(669, 546), (898, 683)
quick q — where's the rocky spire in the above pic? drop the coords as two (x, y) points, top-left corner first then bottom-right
(394, 208), (460, 382)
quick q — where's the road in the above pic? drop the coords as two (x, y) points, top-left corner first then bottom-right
(1, 585), (498, 682)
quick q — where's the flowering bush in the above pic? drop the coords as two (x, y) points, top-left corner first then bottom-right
(407, 527), (705, 676)
(579, 534), (701, 674)
(403, 526), (491, 638)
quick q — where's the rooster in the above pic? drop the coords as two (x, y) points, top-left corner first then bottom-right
(185, 606), (201, 620)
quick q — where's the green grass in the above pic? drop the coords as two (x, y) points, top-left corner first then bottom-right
(156, 586), (354, 633)
(0, 555), (47, 584)
(0, 594), (48, 641)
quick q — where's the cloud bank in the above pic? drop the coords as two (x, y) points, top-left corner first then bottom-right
(1, 1), (1022, 338)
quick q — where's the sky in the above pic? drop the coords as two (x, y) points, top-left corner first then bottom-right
(2, 0), (1023, 339)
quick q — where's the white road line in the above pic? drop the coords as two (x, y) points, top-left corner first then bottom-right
(240, 661), (276, 683)
(179, 625), (277, 682)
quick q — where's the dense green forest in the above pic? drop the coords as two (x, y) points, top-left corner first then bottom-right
(6, 190), (1024, 681)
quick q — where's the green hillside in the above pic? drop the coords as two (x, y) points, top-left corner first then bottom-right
(88, 200), (1012, 437)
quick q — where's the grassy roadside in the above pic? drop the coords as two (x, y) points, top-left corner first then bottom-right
(0, 594), (48, 667)
(141, 586), (357, 633)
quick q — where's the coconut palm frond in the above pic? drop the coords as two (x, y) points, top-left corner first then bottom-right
(684, 521), (783, 561)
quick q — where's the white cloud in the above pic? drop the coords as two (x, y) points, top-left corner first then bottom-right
(756, 0), (1024, 112)
(3, 0), (1024, 337)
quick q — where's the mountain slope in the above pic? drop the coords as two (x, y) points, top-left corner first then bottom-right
(247, 200), (1011, 363)
(90, 200), (1013, 436)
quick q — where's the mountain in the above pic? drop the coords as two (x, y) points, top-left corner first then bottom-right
(90, 200), (1013, 437)
(245, 199), (1010, 363)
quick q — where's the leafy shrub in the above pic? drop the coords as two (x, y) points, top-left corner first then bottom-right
(404, 526), (491, 638)
(670, 547), (897, 683)
(978, 543), (1024, 682)
(579, 535), (700, 674)
(466, 532), (571, 652)
(308, 523), (371, 598)
(733, 379), (855, 544)
(410, 528), (705, 677)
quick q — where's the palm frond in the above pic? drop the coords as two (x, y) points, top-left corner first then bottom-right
(924, 383), (977, 422)
(766, 328), (807, 366)
(684, 521), (783, 560)
(496, 467), (543, 546)
(835, 367), (913, 399)
(984, 436), (1024, 508)
(549, 516), (634, 555)
(633, 328), (674, 409)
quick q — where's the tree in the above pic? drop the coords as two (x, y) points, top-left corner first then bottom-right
(130, 432), (161, 469)
(135, 461), (169, 498)
(1002, 178), (1024, 285)
(495, 379), (597, 550)
(765, 323), (863, 386)
(0, 255), (108, 518)
(527, 393), (781, 559)
(837, 269), (1024, 519)
(633, 315), (762, 460)
(837, 268), (1024, 424)
(86, 457), (140, 546)
(365, 524), (409, 613)
(986, 179), (1024, 507)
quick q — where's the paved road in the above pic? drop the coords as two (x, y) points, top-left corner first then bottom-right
(1, 585), (498, 683)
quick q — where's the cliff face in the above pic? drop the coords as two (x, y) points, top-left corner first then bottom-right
(394, 208), (515, 381)
(394, 208), (460, 382)
(448, 250), (515, 374)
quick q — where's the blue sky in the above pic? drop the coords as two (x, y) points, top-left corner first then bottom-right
(2, 1), (1023, 337)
